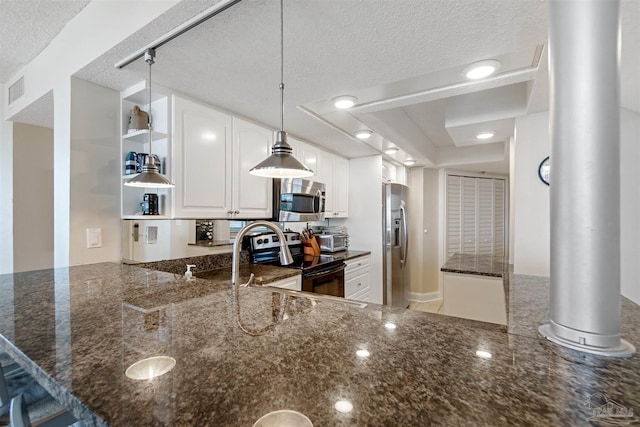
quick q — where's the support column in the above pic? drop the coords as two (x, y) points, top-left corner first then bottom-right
(53, 79), (71, 268)
(539, 0), (634, 356)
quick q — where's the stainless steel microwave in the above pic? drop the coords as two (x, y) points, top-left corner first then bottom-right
(273, 178), (325, 222)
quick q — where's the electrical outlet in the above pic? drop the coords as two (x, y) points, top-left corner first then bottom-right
(146, 226), (158, 244)
(87, 228), (102, 248)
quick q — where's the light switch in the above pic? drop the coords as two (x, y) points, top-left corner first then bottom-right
(87, 228), (102, 248)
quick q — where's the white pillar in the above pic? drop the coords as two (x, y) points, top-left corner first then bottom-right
(539, 0), (634, 356)
(53, 79), (71, 268)
(0, 84), (14, 274)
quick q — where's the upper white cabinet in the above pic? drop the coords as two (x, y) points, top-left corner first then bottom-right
(120, 84), (346, 221)
(297, 141), (349, 218)
(231, 117), (273, 219)
(331, 155), (349, 217)
(120, 82), (172, 218)
(172, 96), (272, 219)
(173, 95), (233, 218)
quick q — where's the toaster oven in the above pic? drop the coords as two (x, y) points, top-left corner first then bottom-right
(316, 234), (348, 253)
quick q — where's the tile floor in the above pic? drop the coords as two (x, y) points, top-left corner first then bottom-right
(409, 300), (444, 314)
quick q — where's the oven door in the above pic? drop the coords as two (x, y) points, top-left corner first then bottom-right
(302, 263), (345, 297)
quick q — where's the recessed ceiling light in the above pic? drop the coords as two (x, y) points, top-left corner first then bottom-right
(476, 132), (495, 140)
(463, 60), (501, 80)
(356, 349), (370, 358)
(404, 159), (416, 166)
(354, 130), (373, 140)
(384, 322), (397, 330)
(384, 147), (398, 155)
(332, 95), (357, 109)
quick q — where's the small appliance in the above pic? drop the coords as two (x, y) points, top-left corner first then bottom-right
(316, 233), (348, 253)
(272, 178), (325, 222)
(141, 193), (159, 215)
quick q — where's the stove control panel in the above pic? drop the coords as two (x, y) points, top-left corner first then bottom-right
(245, 231), (302, 251)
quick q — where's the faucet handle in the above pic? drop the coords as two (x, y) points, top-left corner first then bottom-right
(241, 273), (255, 288)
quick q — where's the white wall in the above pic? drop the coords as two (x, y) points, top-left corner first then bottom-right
(0, 84), (13, 274)
(13, 123), (54, 272)
(407, 167), (441, 301)
(344, 156), (384, 304)
(122, 219), (233, 263)
(512, 109), (640, 305)
(512, 111), (550, 276)
(67, 78), (121, 266)
(508, 136), (516, 265)
(3, 0), (180, 121)
(408, 168), (424, 298)
(620, 108), (640, 305)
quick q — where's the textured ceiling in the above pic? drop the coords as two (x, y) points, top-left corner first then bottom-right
(4, 0), (639, 173)
(0, 0), (91, 83)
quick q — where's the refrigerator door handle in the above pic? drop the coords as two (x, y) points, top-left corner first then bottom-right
(400, 204), (408, 266)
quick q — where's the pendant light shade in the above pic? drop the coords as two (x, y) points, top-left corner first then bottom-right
(250, 131), (313, 178)
(124, 49), (175, 188)
(249, 0), (313, 178)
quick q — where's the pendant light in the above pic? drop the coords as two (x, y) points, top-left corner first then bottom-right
(249, 0), (313, 178)
(124, 48), (175, 188)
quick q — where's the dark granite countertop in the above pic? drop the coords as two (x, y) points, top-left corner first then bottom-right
(441, 253), (506, 277)
(1, 263), (639, 426)
(196, 263), (300, 286)
(322, 250), (370, 261)
(187, 239), (234, 247)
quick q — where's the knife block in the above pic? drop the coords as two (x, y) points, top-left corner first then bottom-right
(304, 237), (321, 255)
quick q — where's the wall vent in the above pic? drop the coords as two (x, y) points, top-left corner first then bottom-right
(8, 77), (25, 105)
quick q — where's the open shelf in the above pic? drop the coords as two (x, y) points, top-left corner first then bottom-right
(122, 129), (168, 143)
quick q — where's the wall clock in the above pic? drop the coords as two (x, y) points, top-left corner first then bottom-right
(538, 156), (550, 186)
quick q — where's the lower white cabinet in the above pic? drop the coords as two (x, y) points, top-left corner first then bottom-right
(345, 255), (370, 301)
(267, 275), (301, 291)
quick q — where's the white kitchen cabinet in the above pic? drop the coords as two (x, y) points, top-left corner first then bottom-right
(121, 82), (172, 218)
(231, 117), (273, 219)
(172, 95), (233, 218)
(345, 255), (370, 301)
(299, 142), (349, 218)
(266, 275), (301, 291)
(172, 96), (272, 219)
(332, 155), (349, 217)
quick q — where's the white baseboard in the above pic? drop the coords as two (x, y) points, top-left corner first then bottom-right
(408, 291), (441, 303)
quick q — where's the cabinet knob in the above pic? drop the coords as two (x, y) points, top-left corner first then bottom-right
(235, 210), (240, 214)
(227, 211), (233, 215)
(357, 282), (362, 286)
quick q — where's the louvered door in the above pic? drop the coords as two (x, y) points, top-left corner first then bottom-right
(446, 175), (506, 258)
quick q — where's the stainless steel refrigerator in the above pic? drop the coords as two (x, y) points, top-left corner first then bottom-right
(382, 183), (410, 307)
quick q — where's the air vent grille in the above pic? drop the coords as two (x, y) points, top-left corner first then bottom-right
(8, 77), (25, 105)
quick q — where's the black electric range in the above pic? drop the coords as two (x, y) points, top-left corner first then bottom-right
(243, 231), (346, 297)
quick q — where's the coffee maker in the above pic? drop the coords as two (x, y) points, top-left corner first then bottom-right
(141, 193), (159, 215)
